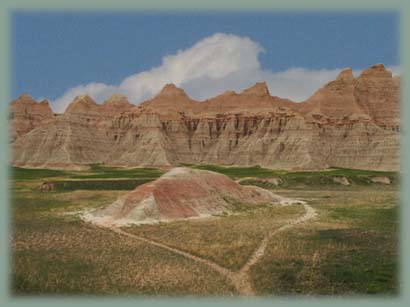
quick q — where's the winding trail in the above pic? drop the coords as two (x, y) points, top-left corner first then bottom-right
(104, 203), (317, 296)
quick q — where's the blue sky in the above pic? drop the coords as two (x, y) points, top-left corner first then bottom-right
(12, 11), (399, 111)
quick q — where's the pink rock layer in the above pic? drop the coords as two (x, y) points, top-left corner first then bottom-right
(84, 167), (299, 225)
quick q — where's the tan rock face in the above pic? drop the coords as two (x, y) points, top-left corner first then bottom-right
(101, 94), (134, 114)
(336, 67), (354, 82)
(300, 67), (368, 121)
(83, 167), (293, 225)
(10, 64), (400, 171)
(137, 83), (199, 119)
(241, 82), (271, 96)
(198, 83), (295, 116)
(354, 64), (399, 126)
(9, 94), (54, 142)
(65, 95), (100, 115)
(157, 83), (189, 98)
(300, 64), (400, 127)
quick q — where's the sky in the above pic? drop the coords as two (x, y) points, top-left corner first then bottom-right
(12, 11), (399, 112)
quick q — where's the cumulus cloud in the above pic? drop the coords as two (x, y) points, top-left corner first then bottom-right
(52, 83), (118, 113)
(51, 33), (400, 113)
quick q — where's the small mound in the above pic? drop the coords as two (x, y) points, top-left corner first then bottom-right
(369, 176), (391, 185)
(83, 167), (300, 226)
(332, 176), (350, 186)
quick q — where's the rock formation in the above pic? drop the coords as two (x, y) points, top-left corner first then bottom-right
(10, 64), (400, 171)
(300, 65), (400, 126)
(9, 93), (54, 141)
(83, 167), (295, 225)
(101, 94), (134, 114)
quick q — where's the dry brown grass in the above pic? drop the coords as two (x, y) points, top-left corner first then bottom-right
(11, 175), (398, 296)
(13, 218), (236, 296)
(124, 204), (304, 271)
(12, 180), (235, 296)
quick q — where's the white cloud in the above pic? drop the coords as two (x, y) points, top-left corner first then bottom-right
(386, 65), (400, 76)
(51, 33), (400, 113)
(53, 83), (118, 114)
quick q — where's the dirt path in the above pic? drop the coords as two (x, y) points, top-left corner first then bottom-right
(240, 203), (317, 275)
(105, 203), (317, 296)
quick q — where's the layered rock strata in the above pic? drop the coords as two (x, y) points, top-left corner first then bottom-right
(10, 64), (400, 171)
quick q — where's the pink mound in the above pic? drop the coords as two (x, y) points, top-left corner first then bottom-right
(84, 167), (297, 226)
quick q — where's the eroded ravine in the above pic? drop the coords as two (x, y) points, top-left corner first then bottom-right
(104, 203), (317, 296)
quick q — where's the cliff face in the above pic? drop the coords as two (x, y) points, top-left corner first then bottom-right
(9, 94), (54, 142)
(10, 64), (400, 171)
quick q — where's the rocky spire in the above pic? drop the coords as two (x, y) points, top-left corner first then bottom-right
(359, 64), (392, 79)
(65, 95), (100, 114)
(103, 94), (132, 106)
(102, 94), (134, 113)
(10, 94), (53, 115)
(15, 93), (37, 104)
(336, 67), (354, 82)
(156, 83), (188, 98)
(241, 82), (270, 96)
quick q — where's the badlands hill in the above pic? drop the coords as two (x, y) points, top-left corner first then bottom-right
(83, 167), (296, 225)
(10, 64), (400, 171)
(9, 94), (54, 142)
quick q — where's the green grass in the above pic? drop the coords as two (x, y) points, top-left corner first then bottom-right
(69, 164), (165, 179)
(11, 164), (165, 181)
(10, 167), (69, 180)
(12, 164), (397, 187)
(240, 176), (398, 190)
(276, 168), (398, 188)
(10, 164), (399, 296)
(191, 164), (395, 179)
(44, 179), (153, 191)
(190, 164), (398, 188)
(191, 164), (277, 178)
(249, 188), (398, 296)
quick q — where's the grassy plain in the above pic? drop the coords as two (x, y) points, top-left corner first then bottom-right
(10, 164), (399, 296)
(11, 181), (234, 296)
(250, 188), (398, 295)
